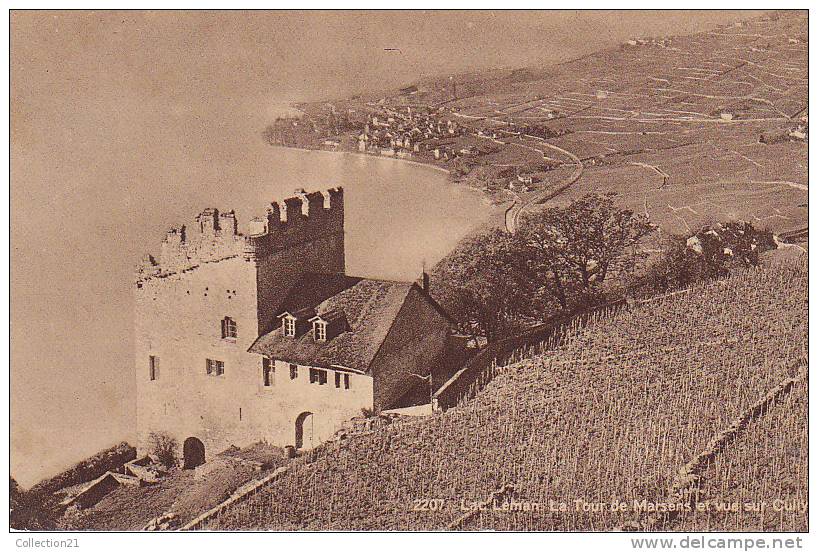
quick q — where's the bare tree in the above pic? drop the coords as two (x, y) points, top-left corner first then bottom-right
(517, 193), (655, 309)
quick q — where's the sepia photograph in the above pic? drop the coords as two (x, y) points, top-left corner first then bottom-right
(7, 5), (810, 544)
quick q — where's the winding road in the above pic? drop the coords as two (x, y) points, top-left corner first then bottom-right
(454, 109), (587, 233)
(500, 133), (585, 233)
(466, 125), (585, 233)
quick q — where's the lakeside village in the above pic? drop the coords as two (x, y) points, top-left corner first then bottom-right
(263, 95), (571, 196)
(262, 76), (807, 201)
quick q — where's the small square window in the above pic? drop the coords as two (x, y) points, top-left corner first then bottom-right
(221, 317), (237, 339)
(263, 358), (274, 387)
(206, 358), (225, 377)
(149, 355), (159, 381)
(309, 368), (327, 385)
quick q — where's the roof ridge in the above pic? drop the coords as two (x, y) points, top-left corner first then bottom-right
(301, 271), (414, 287)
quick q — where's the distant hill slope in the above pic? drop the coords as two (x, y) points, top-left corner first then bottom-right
(202, 256), (807, 531)
(450, 11), (808, 235)
(294, 11), (806, 237)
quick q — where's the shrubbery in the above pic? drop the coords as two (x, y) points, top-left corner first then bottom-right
(434, 228), (534, 342)
(516, 192), (654, 312)
(10, 442), (136, 529)
(638, 221), (776, 295)
(434, 193), (654, 341)
(10, 476), (54, 530)
(148, 432), (178, 469)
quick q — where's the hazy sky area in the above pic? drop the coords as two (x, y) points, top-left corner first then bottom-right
(11, 10), (762, 487)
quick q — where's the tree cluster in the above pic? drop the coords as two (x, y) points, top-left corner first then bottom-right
(637, 220), (776, 295)
(433, 193), (654, 342)
(433, 193), (776, 344)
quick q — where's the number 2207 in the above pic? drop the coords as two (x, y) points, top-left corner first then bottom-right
(413, 498), (445, 511)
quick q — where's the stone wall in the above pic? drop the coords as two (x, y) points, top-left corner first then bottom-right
(266, 361), (373, 447)
(135, 188), (350, 459)
(254, 232), (345, 336)
(136, 187), (344, 287)
(135, 256), (261, 457)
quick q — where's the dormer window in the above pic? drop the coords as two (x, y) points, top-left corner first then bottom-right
(282, 316), (296, 337)
(309, 310), (347, 342)
(221, 317), (237, 340)
(313, 321), (327, 342)
(277, 308), (314, 338)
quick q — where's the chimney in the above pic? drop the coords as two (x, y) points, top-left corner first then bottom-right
(417, 266), (430, 292)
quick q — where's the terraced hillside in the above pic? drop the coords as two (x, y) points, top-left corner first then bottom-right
(295, 12), (807, 238)
(201, 256), (807, 531)
(452, 11), (808, 235)
(674, 378), (807, 532)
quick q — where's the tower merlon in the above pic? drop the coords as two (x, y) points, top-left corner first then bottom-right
(219, 210), (238, 237)
(243, 187), (344, 262)
(137, 187), (345, 282)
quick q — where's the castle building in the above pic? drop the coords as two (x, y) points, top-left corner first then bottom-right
(134, 187), (454, 467)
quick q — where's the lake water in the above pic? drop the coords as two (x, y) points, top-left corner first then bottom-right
(10, 144), (492, 487)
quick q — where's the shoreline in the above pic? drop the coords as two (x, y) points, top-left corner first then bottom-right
(270, 144), (503, 210)
(272, 143), (451, 175)
(270, 143), (510, 273)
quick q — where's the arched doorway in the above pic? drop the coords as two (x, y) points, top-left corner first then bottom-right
(182, 437), (205, 469)
(295, 412), (314, 449)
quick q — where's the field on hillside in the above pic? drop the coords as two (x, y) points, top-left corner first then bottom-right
(202, 256), (807, 531)
(674, 378), (807, 532)
(452, 11), (808, 235)
(295, 12), (806, 237)
(59, 447), (288, 530)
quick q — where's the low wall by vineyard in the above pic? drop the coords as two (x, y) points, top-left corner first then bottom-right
(432, 301), (626, 411)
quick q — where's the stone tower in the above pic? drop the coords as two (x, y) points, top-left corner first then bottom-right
(134, 188), (344, 460)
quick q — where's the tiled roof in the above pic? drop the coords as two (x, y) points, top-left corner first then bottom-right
(249, 273), (414, 373)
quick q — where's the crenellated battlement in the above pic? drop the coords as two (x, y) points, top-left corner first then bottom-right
(135, 187), (344, 283)
(262, 187), (342, 227)
(243, 187), (344, 263)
